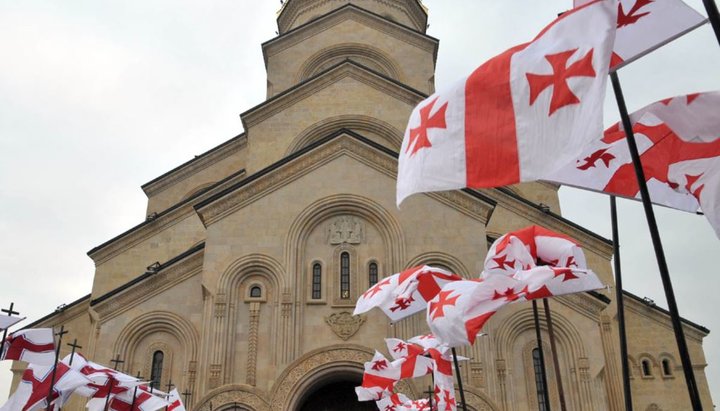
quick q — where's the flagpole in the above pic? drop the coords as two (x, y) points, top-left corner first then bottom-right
(130, 371), (142, 411)
(542, 299), (567, 411)
(610, 71), (703, 411)
(532, 300), (552, 411)
(0, 303), (20, 354)
(44, 325), (68, 411)
(611, 196), (634, 411)
(104, 354), (125, 411)
(451, 348), (468, 411)
(701, 0), (720, 46)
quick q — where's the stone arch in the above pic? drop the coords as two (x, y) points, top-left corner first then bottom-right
(269, 344), (416, 410)
(214, 254), (286, 383)
(113, 310), (199, 393)
(638, 353), (657, 378)
(297, 43), (404, 83)
(194, 384), (270, 411)
(404, 251), (472, 278)
(285, 115), (404, 154)
(658, 352), (676, 378)
(460, 386), (501, 411)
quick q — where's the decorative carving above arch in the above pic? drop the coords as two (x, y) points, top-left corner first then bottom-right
(194, 384), (271, 411)
(404, 251), (472, 278)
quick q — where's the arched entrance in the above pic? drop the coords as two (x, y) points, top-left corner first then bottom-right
(297, 374), (375, 411)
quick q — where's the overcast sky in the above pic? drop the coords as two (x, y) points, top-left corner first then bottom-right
(1, 0), (719, 405)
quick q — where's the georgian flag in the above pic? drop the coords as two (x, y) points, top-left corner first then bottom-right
(548, 91), (720, 238)
(108, 385), (169, 411)
(0, 315), (25, 331)
(354, 265), (463, 321)
(574, 0), (706, 69)
(484, 225), (588, 277)
(0, 363), (90, 411)
(396, 0), (616, 206)
(1, 328), (56, 366)
(166, 389), (187, 411)
(355, 351), (401, 401)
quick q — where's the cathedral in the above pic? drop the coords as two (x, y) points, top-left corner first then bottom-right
(9, 1), (715, 410)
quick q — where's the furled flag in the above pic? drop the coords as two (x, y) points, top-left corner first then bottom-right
(484, 225), (588, 277)
(0, 315), (25, 331)
(0, 363), (90, 411)
(354, 265), (463, 321)
(428, 267), (603, 347)
(1, 328), (56, 366)
(573, 0), (706, 69)
(396, 0), (617, 206)
(427, 348), (457, 411)
(547, 91), (720, 238)
(108, 385), (169, 411)
(166, 389), (187, 411)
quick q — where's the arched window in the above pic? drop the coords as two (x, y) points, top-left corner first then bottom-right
(641, 359), (652, 377)
(250, 286), (262, 298)
(150, 350), (164, 389)
(340, 252), (350, 299)
(368, 262), (378, 287)
(532, 348), (548, 411)
(661, 359), (672, 377)
(312, 263), (322, 299)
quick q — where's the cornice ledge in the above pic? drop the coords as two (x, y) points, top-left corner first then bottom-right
(142, 135), (247, 197)
(92, 251), (204, 322)
(482, 189), (614, 259)
(555, 292), (609, 322)
(267, 5), (436, 60)
(89, 171), (246, 265)
(241, 62), (424, 130)
(624, 297), (708, 342)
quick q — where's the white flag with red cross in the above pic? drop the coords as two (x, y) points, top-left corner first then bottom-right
(484, 225), (588, 277)
(166, 389), (187, 411)
(108, 385), (169, 411)
(548, 91), (720, 239)
(0, 328), (56, 366)
(355, 351), (402, 401)
(573, 0), (706, 69)
(354, 265), (463, 321)
(0, 363), (90, 411)
(0, 315), (25, 331)
(396, 0), (616, 206)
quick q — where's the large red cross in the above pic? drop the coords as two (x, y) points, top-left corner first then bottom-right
(429, 290), (459, 320)
(3, 333), (55, 361)
(526, 48), (596, 116)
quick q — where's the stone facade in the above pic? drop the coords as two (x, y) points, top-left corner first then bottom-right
(10, 1), (714, 410)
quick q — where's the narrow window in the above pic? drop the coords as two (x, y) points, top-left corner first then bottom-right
(662, 359), (672, 376)
(340, 252), (350, 299)
(532, 348), (548, 411)
(312, 263), (322, 299)
(642, 359), (652, 377)
(368, 262), (378, 287)
(150, 350), (164, 389)
(250, 286), (262, 298)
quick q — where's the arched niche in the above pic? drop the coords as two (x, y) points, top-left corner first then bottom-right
(296, 43), (403, 83)
(285, 115), (403, 154)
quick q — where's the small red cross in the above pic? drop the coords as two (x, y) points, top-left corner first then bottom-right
(406, 97), (448, 156)
(526, 48), (596, 116)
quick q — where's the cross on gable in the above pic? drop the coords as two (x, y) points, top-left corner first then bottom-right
(526, 48), (596, 116)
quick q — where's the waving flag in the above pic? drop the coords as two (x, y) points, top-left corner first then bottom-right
(1, 328), (56, 366)
(0, 363), (90, 411)
(108, 386), (169, 411)
(0, 315), (24, 331)
(354, 265), (462, 321)
(574, 0), (706, 69)
(396, 0), (616, 206)
(166, 389), (187, 411)
(355, 351), (401, 401)
(484, 225), (588, 277)
(548, 91), (720, 238)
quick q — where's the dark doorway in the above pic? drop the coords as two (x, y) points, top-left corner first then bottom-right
(298, 380), (376, 411)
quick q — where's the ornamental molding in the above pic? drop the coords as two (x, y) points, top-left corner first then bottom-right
(142, 135), (247, 197)
(276, 2), (428, 38)
(241, 62), (425, 130)
(93, 251), (204, 322)
(194, 384), (270, 411)
(196, 134), (494, 226)
(327, 216), (364, 244)
(325, 312), (365, 340)
(89, 171), (246, 265)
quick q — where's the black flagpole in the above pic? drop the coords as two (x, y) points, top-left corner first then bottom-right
(130, 371), (143, 411)
(165, 379), (175, 411)
(423, 385), (434, 410)
(611, 196), (634, 411)
(181, 389), (192, 409)
(542, 299), (567, 411)
(702, 0), (720, 46)
(66, 339), (82, 366)
(610, 72), (703, 410)
(532, 300), (552, 411)
(104, 354), (125, 411)
(44, 325), (68, 411)
(451, 348), (468, 411)
(0, 303), (20, 353)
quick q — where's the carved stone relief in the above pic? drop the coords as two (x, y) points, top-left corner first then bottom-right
(324, 312), (365, 340)
(327, 216), (364, 244)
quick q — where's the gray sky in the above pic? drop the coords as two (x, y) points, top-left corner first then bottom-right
(1, 0), (719, 405)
